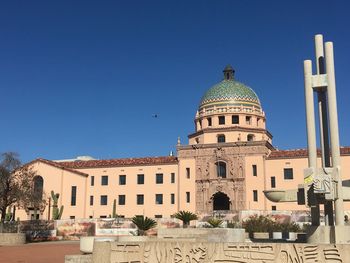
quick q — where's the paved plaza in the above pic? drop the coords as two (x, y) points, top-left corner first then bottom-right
(0, 241), (80, 263)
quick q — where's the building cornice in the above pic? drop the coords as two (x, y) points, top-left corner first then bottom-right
(177, 140), (275, 151)
(188, 127), (273, 139)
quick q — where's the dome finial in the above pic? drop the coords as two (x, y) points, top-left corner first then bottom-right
(223, 65), (235, 80)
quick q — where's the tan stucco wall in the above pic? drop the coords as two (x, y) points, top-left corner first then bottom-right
(15, 153), (350, 221)
(177, 158), (196, 212)
(16, 161), (87, 220)
(244, 155), (267, 210)
(72, 164), (179, 219)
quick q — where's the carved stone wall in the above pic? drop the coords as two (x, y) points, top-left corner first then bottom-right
(100, 241), (348, 263)
(178, 143), (270, 213)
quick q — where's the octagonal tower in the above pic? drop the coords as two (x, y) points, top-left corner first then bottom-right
(189, 65), (271, 145)
(177, 66), (274, 215)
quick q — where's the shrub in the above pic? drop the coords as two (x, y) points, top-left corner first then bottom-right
(243, 214), (302, 235)
(282, 222), (301, 232)
(242, 215), (275, 234)
(173, 211), (198, 228)
(131, 216), (157, 236)
(207, 218), (223, 228)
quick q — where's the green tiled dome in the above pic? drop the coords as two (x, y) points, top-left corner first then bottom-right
(199, 66), (261, 110)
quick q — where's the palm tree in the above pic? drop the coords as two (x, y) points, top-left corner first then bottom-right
(131, 215), (157, 236)
(173, 211), (198, 228)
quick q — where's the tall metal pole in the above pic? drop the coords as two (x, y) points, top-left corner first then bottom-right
(304, 59), (320, 226)
(315, 34), (334, 226)
(325, 42), (344, 227)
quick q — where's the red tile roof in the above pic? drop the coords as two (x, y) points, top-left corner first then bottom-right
(267, 146), (350, 159)
(31, 158), (89, 177)
(58, 156), (178, 169)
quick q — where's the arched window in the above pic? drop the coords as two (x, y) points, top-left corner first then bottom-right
(247, 134), (255, 142)
(216, 162), (227, 178)
(33, 176), (44, 199)
(217, 134), (225, 143)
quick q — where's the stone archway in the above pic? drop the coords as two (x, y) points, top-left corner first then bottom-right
(212, 192), (230, 211)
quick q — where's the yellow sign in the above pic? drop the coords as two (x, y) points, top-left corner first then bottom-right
(304, 175), (313, 184)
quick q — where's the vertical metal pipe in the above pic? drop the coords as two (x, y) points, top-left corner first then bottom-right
(315, 34), (334, 226)
(325, 42), (344, 226)
(304, 59), (320, 226)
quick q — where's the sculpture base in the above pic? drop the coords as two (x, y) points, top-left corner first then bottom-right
(307, 225), (350, 244)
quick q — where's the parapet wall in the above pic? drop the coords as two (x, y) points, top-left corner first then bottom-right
(92, 240), (349, 263)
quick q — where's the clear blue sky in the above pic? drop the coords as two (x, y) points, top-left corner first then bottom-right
(1, 1), (350, 163)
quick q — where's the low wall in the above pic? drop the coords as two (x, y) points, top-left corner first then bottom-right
(158, 228), (246, 242)
(0, 233), (26, 246)
(64, 255), (92, 263)
(90, 241), (350, 262)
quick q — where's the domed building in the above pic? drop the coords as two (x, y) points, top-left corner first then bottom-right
(177, 65), (274, 214)
(13, 66), (350, 221)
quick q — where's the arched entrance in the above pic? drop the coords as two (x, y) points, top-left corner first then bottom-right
(212, 192), (230, 211)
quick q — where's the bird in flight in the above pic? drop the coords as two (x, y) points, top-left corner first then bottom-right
(152, 114), (158, 118)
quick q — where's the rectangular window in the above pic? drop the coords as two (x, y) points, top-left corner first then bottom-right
(71, 186), (77, 206)
(91, 176), (94, 186)
(252, 165), (257, 177)
(118, 195), (126, 205)
(137, 174), (144, 184)
(156, 173), (163, 184)
(155, 215), (162, 218)
(253, 190), (258, 202)
(90, 195), (94, 206)
(100, 195), (108, 206)
(232, 115), (239, 124)
(186, 168), (190, 179)
(101, 175), (108, 186)
(218, 134), (225, 143)
(155, 194), (163, 204)
(272, 205), (277, 211)
(271, 176), (276, 188)
(137, 194), (144, 205)
(171, 173), (175, 183)
(119, 175), (126, 185)
(284, 168), (294, 180)
(100, 215), (107, 218)
(171, 193), (175, 204)
(218, 116), (225, 125)
(207, 117), (212, 127)
(70, 216), (75, 219)
(246, 116), (252, 125)
(186, 192), (190, 203)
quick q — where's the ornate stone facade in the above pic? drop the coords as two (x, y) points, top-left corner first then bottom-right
(178, 141), (271, 213)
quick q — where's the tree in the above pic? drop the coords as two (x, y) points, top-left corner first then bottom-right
(173, 210), (198, 228)
(0, 152), (45, 221)
(131, 215), (157, 236)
